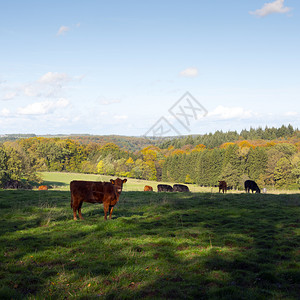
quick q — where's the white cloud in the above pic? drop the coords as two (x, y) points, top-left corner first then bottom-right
(250, 0), (292, 17)
(207, 105), (256, 120)
(180, 67), (198, 77)
(57, 23), (81, 36)
(1, 108), (10, 116)
(0, 72), (73, 102)
(99, 98), (121, 105)
(57, 26), (70, 35)
(113, 115), (128, 121)
(38, 72), (70, 85)
(23, 85), (41, 97)
(2, 91), (17, 100)
(18, 98), (70, 115)
(56, 98), (69, 107)
(284, 111), (298, 116)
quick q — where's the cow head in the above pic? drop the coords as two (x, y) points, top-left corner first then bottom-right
(110, 178), (127, 193)
(256, 187), (261, 193)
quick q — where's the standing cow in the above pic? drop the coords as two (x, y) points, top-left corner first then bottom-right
(218, 181), (227, 193)
(157, 184), (173, 192)
(70, 178), (127, 220)
(244, 180), (260, 193)
(173, 184), (190, 192)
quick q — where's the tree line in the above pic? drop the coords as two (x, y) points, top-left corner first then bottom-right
(162, 142), (300, 189)
(0, 125), (299, 189)
(0, 134), (155, 152)
(159, 124), (299, 149)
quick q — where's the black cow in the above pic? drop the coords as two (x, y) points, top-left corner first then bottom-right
(157, 184), (173, 192)
(173, 184), (190, 192)
(244, 180), (260, 193)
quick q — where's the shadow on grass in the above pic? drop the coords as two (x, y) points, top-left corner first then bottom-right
(41, 180), (68, 188)
(0, 190), (299, 299)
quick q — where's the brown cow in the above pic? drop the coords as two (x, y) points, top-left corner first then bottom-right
(144, 185), (153, 191)
(38, 185), (48, 191)
(70, 178), (127, 220)
(218, 181), (227, 193)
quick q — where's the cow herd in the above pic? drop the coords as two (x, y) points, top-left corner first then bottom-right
(156, 184), (190, 192)
(69, 177), (261, 220)
(217, 180), (261, 194)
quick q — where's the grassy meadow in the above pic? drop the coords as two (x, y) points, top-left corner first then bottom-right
(38, 172), (213, 193)
(0, 173), (299, 299)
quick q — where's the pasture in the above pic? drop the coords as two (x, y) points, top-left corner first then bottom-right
(38, 171), (209, 193)
(0, 174), (299, 299)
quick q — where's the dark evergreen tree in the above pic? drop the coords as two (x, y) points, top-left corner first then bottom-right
(221, 144), (243, 188)
(246, 147), (268, 181)
(274, 157), (294, 188)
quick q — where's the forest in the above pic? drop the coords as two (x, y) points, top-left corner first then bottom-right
(0, 125), (299, 190)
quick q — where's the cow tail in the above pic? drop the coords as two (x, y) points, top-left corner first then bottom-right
(70, 181), (74, 208)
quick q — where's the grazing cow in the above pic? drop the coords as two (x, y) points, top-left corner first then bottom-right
(173, 184), (190, 192)
(218, 181), (227, 193)
(144, 185), (153, 191)
(38, 185), (48, 191)
(244, 180), (260, 193)
(70, 178), (127, 220)
(157, 184), (173, 192)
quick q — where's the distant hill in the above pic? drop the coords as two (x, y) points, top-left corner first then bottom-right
(0, 134), (158, 152)
(1, 124), (299, 151)
(65, 135), (157, 152)
(0, 134), (37, 142)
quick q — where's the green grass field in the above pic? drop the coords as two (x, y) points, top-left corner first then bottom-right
(0, 173), (299, 299)
(39, 172), (300, 194)
(38, 171), (213, 192)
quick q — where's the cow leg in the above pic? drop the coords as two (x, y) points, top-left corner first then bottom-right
(73, 208), (78, 220)
(73, 203), (79, 220)
(109, 205), (114, 220)
(103, 203), (109, 220)
(78, 203), (84, 220)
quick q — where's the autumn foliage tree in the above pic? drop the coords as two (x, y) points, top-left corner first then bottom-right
(0, 125), (299, 189)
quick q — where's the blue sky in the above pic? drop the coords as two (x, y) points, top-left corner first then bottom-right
(0, 0), (299, 136)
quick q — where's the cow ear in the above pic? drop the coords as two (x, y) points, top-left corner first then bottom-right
(110, 179), (115, 184)
(123, 179), (127, 183)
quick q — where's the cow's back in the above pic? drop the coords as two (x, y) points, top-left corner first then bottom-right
(245, 180), (255, 189)
(71, 180), (93, 203)
(218, 181), (227, 193)
(144, 185), (153, 191)
(38, 185), (48, 191)
(71, 181), (110, 205)
(157, 184), (173, 192)
(244, 180), (260, 193)
(173, 184), (190, 192)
